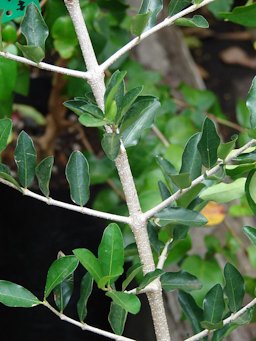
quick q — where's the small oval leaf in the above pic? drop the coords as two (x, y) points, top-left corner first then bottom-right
(77, 272), (93, 322)
(106, 291), (141, 315)
(36, 156), (54, 197)
(161, 271), (202, 292)
(0, 281), (41, 307)
(224, 263), (245, 313)
(202, 284), (225, 328)
(0, 118), (12, 153)
(108, 302), (128, 335)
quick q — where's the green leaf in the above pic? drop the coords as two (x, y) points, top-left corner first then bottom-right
(0, 172), (22, 192)
(138, 0), (163, 30)
(245, 170), (256, 214)
(220, 4), (256, 27)
(73, 248), (103, 286)
(148, 222), (165, 254)
(178, 291), (204, 335)
(137, 269), (164, 291)
(14, 131), (37, 188)
(44, 256), (79, 299)
(224, 263), (245, 313)
(77, 272), (93, 322)
(177, 183), (205, 208)
(108, 302), (128, 335)
(106, 291), (141, 315)
(105, 71), (126, 118)
(131, 13), (151, 36)
(98, 223), (124, 285)
(156, 155), (177, 194)
(36, 156), (54, 197)
(122, 264), (143, 291)
(80, 104), (104, 119)
(246, 77), (256, 129)
(202, 284), (225, 329)
(17, 3), (49, 62)
(217, 135), (238, 160)
(180, 133), (202, 180)
(168, 0), (191, 16)
(117, 86), (143, 125)
(79, 114), (106, 127)
(0, 281), (41, 308)
(243, 226), (256, 246)
(63, 99), (89, 116)
(199, 178), (246, 203)
(170, 173), (191, 189)
(53, 252), (74, 312)
(0, 118), (12, 153)
(155, 207), (208, 227)
(65, 151), (90, 206)
(208, 0), (234, 19)
(198, 118), (221, 168)
(121, 96), (160, 147)
(161, 271), (202, 292)
(101, 133), (120, 161)
(175, 15), (209, 28)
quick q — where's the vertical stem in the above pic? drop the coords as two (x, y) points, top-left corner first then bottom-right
(64, 1), (170, 340)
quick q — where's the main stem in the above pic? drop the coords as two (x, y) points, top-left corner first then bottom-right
(64, 1), (170, 340)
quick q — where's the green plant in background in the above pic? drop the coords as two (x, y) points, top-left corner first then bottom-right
(0, 1), (256, 340)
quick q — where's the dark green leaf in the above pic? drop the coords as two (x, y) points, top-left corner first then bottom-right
(170, 173), (191, 189)
(161, 271), (202, 292)
(122, 264), (143, 291)
(199, 178), (246, 203)
(202, 284), (225, 329)
(131, 13), (151, 36)
(224, 263), (245, 312)
(148, 222), (165, 254)
(98, 223), (124, 284)
(14, 131), (37, 188)
(180, 133), (202, 180)
(0, 172), (22, 192)
(0, 281), (41, 308)
(73, 248), (103, 286)
(169, 0), (191, 16)
(0, 118), (12, 153)
(108, 302), (128, 335)
(101, 133), (120, 161)
(208, 0), (234, 19)
(155, 155), (178, 194)
(117, 86), (143, 125)
(0, 163), (10, 175)
(106, 291), (141, 315)
(63, 99), (88, 116)
(138, 0), (163, 30)
(178, 291), (204, 335)
(77, 272), (93, 321)
(217, 135), (238, 160)
(245, 170), (256, 214)
(17, 3), (49, 62)
(198, 118), (221, 168)
(44, 256), (79, 299)
(105, 71), (126, 118)
(36, 156), (54, 197)
(220, 4), (256, 27)
(246, 77), (256, 129)
(79, 114), (106, 127)
(175, 15), (209, 28)
(121, 96), (160, 147)
(65, 151), (90, 206)
(53, 252), (74, 312)
(155, 207), (208, 227)
(243, 226), (256, 246)
(137, 269), (164, 291)
(80, 104), (104, 119)
(177, 183), (205, 208)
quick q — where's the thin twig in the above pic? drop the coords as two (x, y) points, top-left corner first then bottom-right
(144, 139), (256, 220)
(0, 178), (130, 224)
(0, 51), (90, 80)
(152, 125), (170, 147)
(43, 301), (135, 341)
(184, 298), (256, 341)
(157, 239), (173, 269)
(100, 0), (215, 72)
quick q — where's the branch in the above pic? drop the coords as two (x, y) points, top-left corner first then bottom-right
(184, 298), (256, 341)
(43, 301), (135, 341)
(100, 0), (216, 72)
(0, 51), (90, 80)
(144, 139), (256, 220)
(0, 178), (130, 224)
(157, 239), (173, 269)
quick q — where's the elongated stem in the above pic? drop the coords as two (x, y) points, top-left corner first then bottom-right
(184, 298), (256, 341)
(100, 0), (215, 72)
(0, 51), (90, 79)
(0, 178), (130, 224)
(43, 301), (135, 341)
(157, 239), (173, 270)
(144, 139), (256, 219)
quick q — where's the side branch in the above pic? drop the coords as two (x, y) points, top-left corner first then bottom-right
(184, 298), (256, 341)
(0, 51), (90, 80)
(100, 0), (215, 72)
(43, 301), (136, 341)
(144, 139), (256, 219)
(0, 178), (130, 224)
